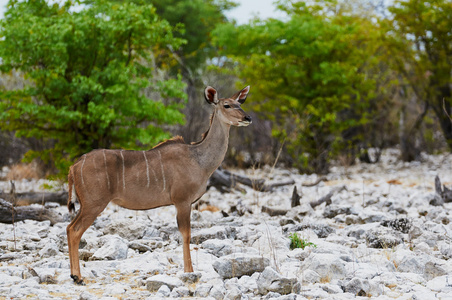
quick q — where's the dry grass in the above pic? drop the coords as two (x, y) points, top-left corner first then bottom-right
(320, 275), (331, 283)
(199, 205), (220, 213)
(6, 163), (43, 180)
(387, 179), (402, 185)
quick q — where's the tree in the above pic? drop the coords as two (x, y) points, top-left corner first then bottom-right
(144, 0), (237, 142)
(213, 1), (388, 173)
(387, 0), (452, 152)
(0, 0), (187, 174)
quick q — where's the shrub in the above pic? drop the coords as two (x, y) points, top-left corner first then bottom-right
(289, 233), (317, 250)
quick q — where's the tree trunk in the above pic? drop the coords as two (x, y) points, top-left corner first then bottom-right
(431, 86), (452, 151)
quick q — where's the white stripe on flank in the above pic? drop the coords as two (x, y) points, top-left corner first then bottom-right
(103, 150), (111, 190)
(120, 150), (126, 190)
(158, 150), (166, 191)
(80, 155), (86, 185)
(71, 184), (77, 204)
(142, 151), (150, 188)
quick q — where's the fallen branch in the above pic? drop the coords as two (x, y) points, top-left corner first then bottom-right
(208, 169), (246, 193)
(0, 191), (67, 206)
(261, 205), (289, 217)
(262, 185), (346, 216)
(0, 198), (64, 225)
(302, 176), (327, 187)
(208, 168), (294, 193)
(310, 185), (346, 209)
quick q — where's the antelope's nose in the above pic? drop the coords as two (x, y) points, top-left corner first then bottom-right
(244, 115), (252, 123)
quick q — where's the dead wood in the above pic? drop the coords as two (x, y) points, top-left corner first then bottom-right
(261, 205), (288, 216)
(208, 168), (295, 193)
(310, 185), (346, 209)
(301, 176), (327, 187)
(262, 185), (346, 216)
(0, 191), (68, 206)
(435, 176), (452, 203)
(208, 169), (246, 193)
(0, 198), (64, 225)
(291, 186), (302, 207)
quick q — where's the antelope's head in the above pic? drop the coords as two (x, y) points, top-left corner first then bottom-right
(204, 86), (252, 127)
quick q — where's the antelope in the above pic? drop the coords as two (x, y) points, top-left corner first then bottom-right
(66, 85), (252, 284)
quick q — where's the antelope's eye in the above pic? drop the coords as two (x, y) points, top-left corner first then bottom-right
(224, 104), (231, 109)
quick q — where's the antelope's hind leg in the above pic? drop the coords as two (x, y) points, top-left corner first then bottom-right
(67, 200), (109, 284)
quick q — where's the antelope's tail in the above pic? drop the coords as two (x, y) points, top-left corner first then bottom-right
(67, 167), (76, 213)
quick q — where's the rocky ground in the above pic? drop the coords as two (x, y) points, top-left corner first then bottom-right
(0, 149), (451, 300)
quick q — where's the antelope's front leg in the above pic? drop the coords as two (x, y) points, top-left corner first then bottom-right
(176, 203), (194, 272)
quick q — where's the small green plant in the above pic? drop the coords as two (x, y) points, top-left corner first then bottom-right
(289, 233), (317, 250)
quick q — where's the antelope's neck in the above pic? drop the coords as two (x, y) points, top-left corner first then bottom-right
(191, 110), (230, 174)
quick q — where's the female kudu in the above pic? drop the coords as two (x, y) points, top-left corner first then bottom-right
(66, 86), (252, 284)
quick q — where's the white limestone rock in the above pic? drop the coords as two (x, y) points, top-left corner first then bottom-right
(256, 267), (299, 295)
(102, 219), (146, 240)
(92, 234), (128, 260)
(145, 274), (183, 292)
(213, 253), (270, 279)
(301, 253), (347, 281)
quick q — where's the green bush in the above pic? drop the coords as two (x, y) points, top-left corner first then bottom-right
(289, 233), (317, 250)
(0, 0), (187, 176)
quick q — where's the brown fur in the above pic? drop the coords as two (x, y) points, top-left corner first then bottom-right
(152, 135), (185, 149)
(66, 86), (251, 284)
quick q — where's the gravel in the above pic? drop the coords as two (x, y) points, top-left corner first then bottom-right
(0, 149), (451, 299)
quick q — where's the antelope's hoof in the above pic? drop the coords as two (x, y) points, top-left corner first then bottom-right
(70, 274), (85, 285)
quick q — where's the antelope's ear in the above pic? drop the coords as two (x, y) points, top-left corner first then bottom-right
(204, 86), (219, 105)
(237, 86), (250, 104)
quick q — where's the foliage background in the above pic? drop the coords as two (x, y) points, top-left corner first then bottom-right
(0, 0), (450, 177)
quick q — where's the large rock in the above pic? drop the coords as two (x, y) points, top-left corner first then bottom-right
(395, 251), (431, 274)
(224, 288), (242, 300)
(213, 253), (270, 279)
(128, 239), (163, 253)
(438, 241), (452, 259)
(102, 219), (146, 240)
(145, 274), (184, 292)
(92, 235), (128, 260)
(178, 271), (202, 284)
(38, 240), (60, 258)
(365, 227), (403, 248)
(302, 269), (321, 284)
(426, 275), (452, 293)
(79, 291), (97, 300)
(31, 267), (57, 284)
(209, 284), (227, 300)
(251, 224), (290, 256)
(344, 277), (370, 296)
(424, 261), (447, 280)
(323, 205), (352, 218)
(170, 286), (190, 298)
(194, 283), (213, 297)
(191, 226), (228, 244)
(302, 253), (347, 281)
(201, 239), (257, 258)
(256, 267), (299, 295)
(156, 285), (171, 297)
(201, 239), (236, 257)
